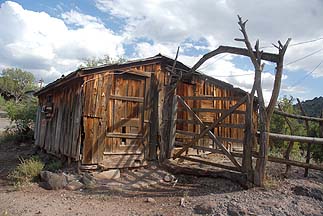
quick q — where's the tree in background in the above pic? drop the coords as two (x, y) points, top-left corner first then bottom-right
(0, 68), (36, 103)
(79, 55), (127, 68)
(0, 68), (38, 141)
(270, 96), (305, 155)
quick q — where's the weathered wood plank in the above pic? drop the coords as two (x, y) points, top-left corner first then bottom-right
(178, 108), (246, 114)
(106, 133), (144, 139)
(110, 95), (144, 103)
(182, 96), (241, 101)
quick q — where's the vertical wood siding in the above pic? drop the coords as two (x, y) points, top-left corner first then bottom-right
(35, 80), (83, 159)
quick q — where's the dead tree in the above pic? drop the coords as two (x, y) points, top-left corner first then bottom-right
(185, 16), (290, 186)
(235, 15), (291, 186)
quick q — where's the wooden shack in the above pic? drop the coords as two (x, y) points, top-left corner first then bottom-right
(34, 54), (251, 169)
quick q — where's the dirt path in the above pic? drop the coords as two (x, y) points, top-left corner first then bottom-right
(1, 141), (323, 215)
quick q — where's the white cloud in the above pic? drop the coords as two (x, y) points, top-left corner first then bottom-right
(96, 0), (323, 77)
(0, 1), (125, 82)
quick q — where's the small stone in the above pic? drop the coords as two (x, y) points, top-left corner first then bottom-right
(194, 201), (216, 214)
(180, 198), (185, 207)
(92, 169), (121, 180)
(163, 174), (175, 182)
(81, 173), (96, 186)
(227, 203), (248, 216)
(146, 197), (156, 204)
(65, 181), (83, 191)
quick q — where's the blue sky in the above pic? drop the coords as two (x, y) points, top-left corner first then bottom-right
(0, 0), (323, 103)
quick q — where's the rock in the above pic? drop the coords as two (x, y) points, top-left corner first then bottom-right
(194, 201), (216, 214)
(227, 203), (248, 216)
(92, 169), (120, 180)
(146, 197), (156, 204)
(81, 173), (96, 187)
(180, 198), (185, 207)
(292, 186), (323, 201)
(163, 174), (176, 182)
(39, 171), (67, 190)
(64, 173), (79, 182)
(65, 181), (83, 191)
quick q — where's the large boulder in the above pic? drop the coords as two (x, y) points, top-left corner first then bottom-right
(39, 171), (67, 190)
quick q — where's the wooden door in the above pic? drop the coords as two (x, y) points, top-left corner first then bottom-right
(101, 74), (149, 168)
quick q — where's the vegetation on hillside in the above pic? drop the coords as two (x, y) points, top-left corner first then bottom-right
(270, 96), (323, 163)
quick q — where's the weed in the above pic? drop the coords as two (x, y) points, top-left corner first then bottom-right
(264, 173), (282, 189)
(46, 160), (63, 172)
(8, 156), (44, 185)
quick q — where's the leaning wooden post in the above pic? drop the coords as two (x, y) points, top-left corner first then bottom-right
(242, 94), (253, 182)
(159, 47), (180, 162)
(297, 98), (312, 177)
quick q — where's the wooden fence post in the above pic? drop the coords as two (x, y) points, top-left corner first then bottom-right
(159, 85), (176, 162)
(297, 98), (311, 177)
(242, 94), (253, 182)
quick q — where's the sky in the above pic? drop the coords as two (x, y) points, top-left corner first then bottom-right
(0, 0), (323, 103)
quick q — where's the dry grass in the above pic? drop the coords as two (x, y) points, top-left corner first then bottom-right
(8, 156), (44, 186)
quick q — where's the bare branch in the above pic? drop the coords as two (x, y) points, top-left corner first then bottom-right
(234, 38), (246, 42)
(272, 43), (280, 49)
(266, 38), (292, 118)
(237, 15), (259, 68)
(190, 46), (279, 73)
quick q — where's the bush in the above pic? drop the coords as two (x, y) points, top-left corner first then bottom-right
(8, 156), (44, 185)
(5, 97), (38, 141)
(46, 160), (63, 172)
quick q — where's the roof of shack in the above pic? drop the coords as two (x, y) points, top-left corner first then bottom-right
(34, 54), (247, 96)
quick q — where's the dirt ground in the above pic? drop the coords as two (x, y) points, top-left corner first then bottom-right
(1, 126), (323, 215)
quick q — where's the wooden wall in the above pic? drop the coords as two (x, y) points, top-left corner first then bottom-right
(34, 79), (83, 159)
(81, 63), (162, 167)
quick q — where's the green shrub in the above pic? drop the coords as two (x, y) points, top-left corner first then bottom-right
(0, 95), (6, 109)
(8, 156), (44, 185)
(46, 160), (63, 172)
(5, 97), (38, 141)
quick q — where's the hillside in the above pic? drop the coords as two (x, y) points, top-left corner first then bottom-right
(295, 96), (323, 117)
